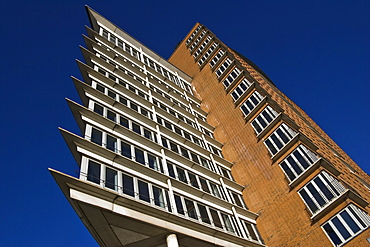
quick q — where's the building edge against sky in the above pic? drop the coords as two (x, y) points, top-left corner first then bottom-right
(51, 5), (370, 247)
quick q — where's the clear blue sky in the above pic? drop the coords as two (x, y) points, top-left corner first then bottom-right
(1, 0), (369, 246)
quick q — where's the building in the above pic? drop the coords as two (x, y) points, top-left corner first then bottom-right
(51, 6), (370, 247)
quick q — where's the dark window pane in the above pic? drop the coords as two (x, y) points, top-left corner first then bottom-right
(332, 216), (351, 240)
(107, 110), (116, 122)
(276, 129), (289, 144)
(280, 161), (296, 181)
(340, 211), (360, 234)
(106, 135), (117, 152)
(121, 141), (131, 158)
(153, 186), (165, 208)
(293, 150), (309, 169)
(265, 139), (277, 155)
(188, 172), (199, 188)
(174, 195), (184, 215)
(87, 161), (100, 184)
(199, 178), (210, 193)
(138, 180), (150, 202)
(132, 122), (141, 135)
(198, 204), (210, 224)
(177, 168), (187, 183)
(185, 199), (198, 220)
(131, 103), (138, 111)
(210, 209), (222, 228)
(167, 163), (176, 178)
(120, 116), (129, 128)
(299, 189), (318, 213)
(93, 104), (103, 115)
(135, 148), (145, 165)
(123, 174), (134, 197)
(105, 167), (117, 190)
(307, 183), (326, 207)
(91, 128), (102, 146)
(314, 177), (334, 201)
(323, 223), (342, 246)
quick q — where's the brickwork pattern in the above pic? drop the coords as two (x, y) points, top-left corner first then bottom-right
(169, 23), (369, 246)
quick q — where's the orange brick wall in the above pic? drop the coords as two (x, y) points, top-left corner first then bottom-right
(169, 24), (369, 246)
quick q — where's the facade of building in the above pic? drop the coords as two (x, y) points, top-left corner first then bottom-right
(51, 6), (370, 247)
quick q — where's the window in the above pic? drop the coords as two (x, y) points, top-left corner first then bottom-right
(240, 91), (264, 117)
(198, 204), (211, 224)
(185, 199), (198, 220)
(210, 209), (223, 228)
(105, 167), (117, 191)
(251, 105), (279, 134)
(122, 174), (134, 197)
(241, 220), (261, 242)
(121, 141), (131, 158)
(279, 144), (319, 182)
(222, 68), (241, 88)
(216, 58), (232, 77)
(174, 195), (185, 215)
(106, 135), (117, 152)
(221, 213), (235, 233)
(138, 180), (150, 203)
(148, 154), (162, 172)
(135, 148), (145, 165)
(152, 186), (165, 208)
(299, 171), (346, 214)
(322, 204), (370, 246)
(87, 161), (100, 184)
(209, 50), (225, 67)
(231, 78), (252, 101)
(229, 191), (245, 208)
(264, 123), (297, 155)
(91, 128), (103, 146)
(198, 42), (218, 66)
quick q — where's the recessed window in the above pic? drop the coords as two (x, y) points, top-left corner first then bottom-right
(87, 161), (100, 184)
(152, 186), (165, 208)
(122, 174), (134, 197)
(135, 148), (145, 165)
(138, 180), (150, 203)
(105, 167), (117, 191)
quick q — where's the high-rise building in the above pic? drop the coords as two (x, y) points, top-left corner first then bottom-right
(51, 6), (370, 247)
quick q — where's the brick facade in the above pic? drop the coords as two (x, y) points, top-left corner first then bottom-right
(169, 23), (370, 246)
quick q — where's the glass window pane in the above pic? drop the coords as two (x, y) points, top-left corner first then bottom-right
(121, 141), (131, 158)
(199, 178), (210, 193)
(105, 167), (117, 190)
(332, 217), (351, 240)
(340, 211), (361, 234)
(210, 209), (222, 228)
(135, 148), (145, 165)
(188, 172), (199, 188)
(87, 161), (100, 184)
(198, 204), (210, 224)
(177, 167), (187, 183)
(185, 199), (198, 220)
(323, 223), (342, 246)
(120, 116), (129, 128)
(132, 122), (141, 134)
(91, 128), (102, 146)
(138, 180), (150, 202)
(123, 174), (134, 197)
(106, 135), (117, 152)
(153, 186), (165, 208)
(174, 195), (184, 215)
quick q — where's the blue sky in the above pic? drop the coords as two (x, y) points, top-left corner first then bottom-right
(1, 0), (369, 246)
